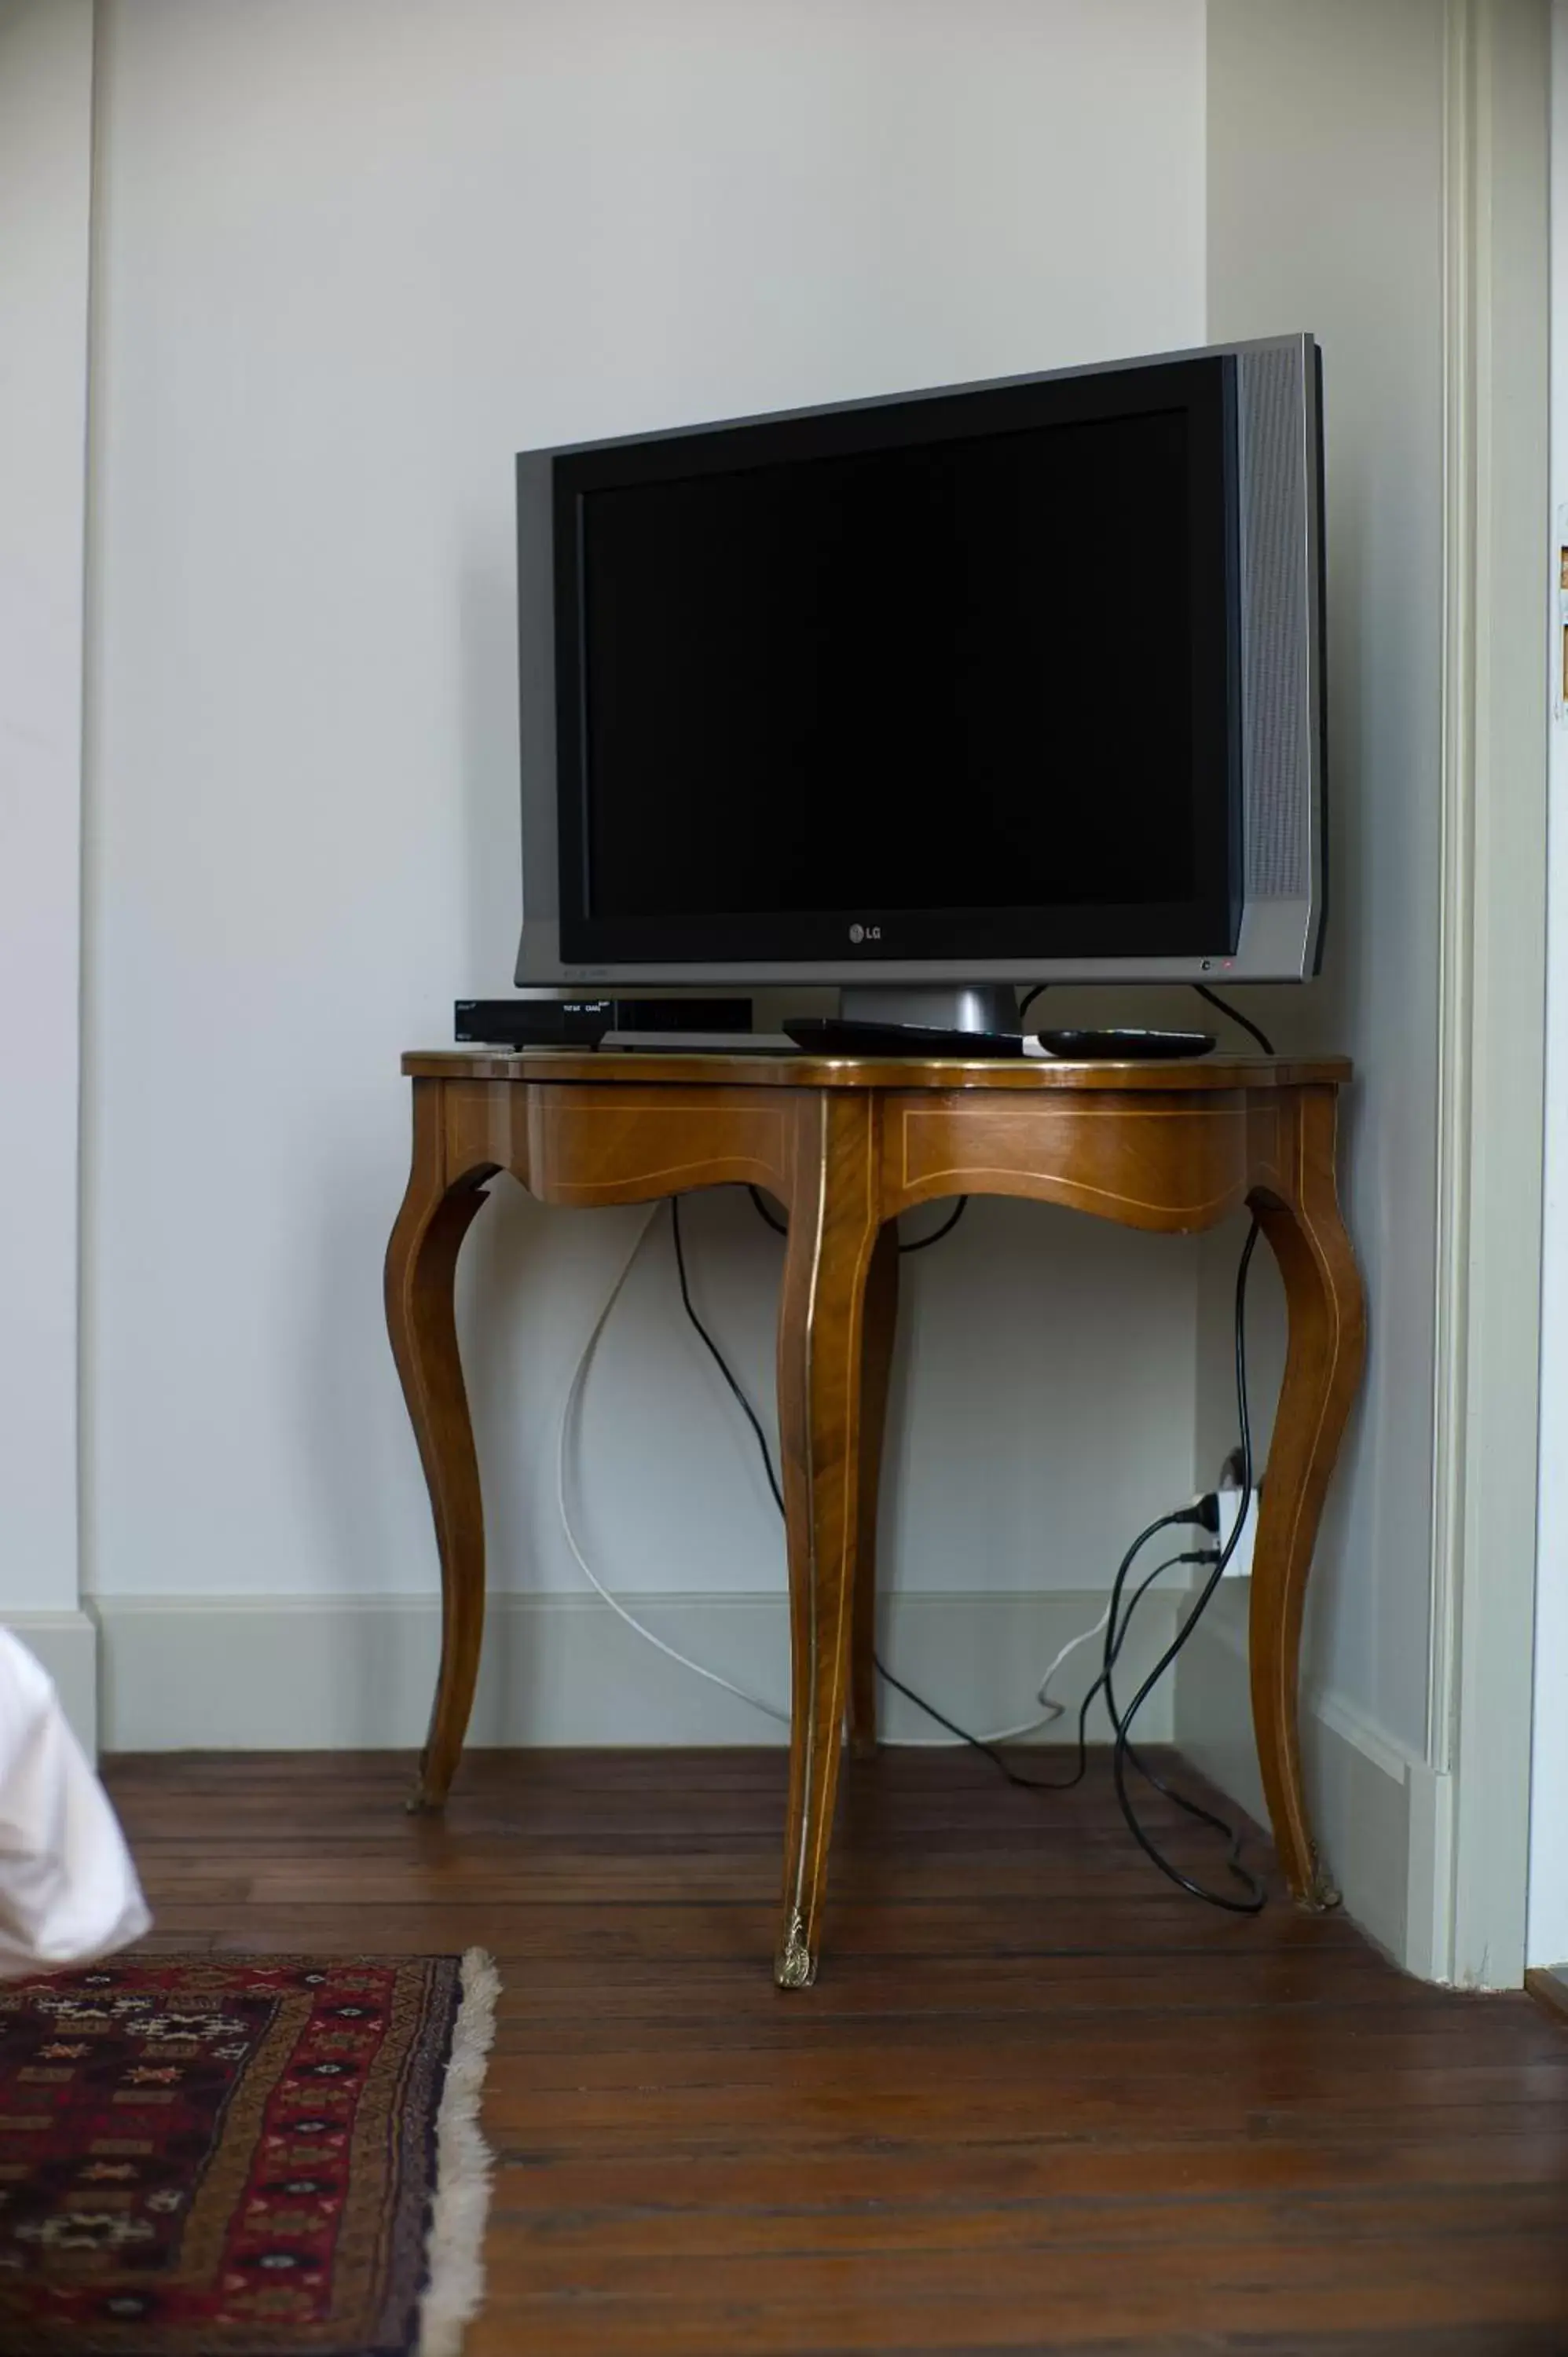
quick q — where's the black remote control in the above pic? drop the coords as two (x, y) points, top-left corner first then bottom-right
(783, 1017), (1025, 1058)
(1035, 1028), (1215, 1061)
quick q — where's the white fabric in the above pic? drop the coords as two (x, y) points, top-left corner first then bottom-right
(0, 1628), (149, 1977)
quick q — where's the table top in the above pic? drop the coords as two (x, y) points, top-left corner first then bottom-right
(403, 1048), (1352, 1092)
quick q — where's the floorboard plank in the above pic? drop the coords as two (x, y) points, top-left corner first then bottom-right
(105, 1747), (1568, 2355)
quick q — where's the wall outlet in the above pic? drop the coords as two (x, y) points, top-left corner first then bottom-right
(1214, 1486), (1257, 1578)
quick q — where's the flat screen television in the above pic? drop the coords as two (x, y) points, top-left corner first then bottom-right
(515, 333), (1324, 1018)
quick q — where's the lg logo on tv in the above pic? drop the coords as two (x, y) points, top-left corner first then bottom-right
(848, 922), (881, 944)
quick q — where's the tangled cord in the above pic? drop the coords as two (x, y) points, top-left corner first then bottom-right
(681, 1192), (1267, 1911)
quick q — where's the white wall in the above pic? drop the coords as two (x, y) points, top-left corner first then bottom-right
(84, 0), (1208, 1739)
(1178, 0), (1449, 1959)
(1196, 0), (1448, 1762)
(1530, 0), (1568, 1971)
(0, 1), (99, 1726)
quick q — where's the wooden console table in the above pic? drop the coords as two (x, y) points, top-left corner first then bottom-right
(386, 1048), (1365, 1988)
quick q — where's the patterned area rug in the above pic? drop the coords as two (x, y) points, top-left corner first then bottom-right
(0, 1952), (497, 2357)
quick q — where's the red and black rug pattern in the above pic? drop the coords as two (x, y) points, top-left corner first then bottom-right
(0, 1955), (462, 2355)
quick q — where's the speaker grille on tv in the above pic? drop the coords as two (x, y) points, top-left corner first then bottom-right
(1236, 343), (1312, 901)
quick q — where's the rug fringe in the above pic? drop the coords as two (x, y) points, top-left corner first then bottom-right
(418, 1947), (500, 2357)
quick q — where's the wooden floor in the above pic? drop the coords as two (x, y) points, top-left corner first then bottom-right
(107, 1748), (1568, 2356)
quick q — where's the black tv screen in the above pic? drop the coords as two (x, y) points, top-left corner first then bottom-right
(516, 337), (1325, 985)
(588, 414), (1202, 905)
(552, 360), (1237, 965)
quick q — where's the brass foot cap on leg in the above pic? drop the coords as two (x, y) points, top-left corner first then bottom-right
(1295, 1850), (1343, 1912)
(774, 1912), (817, 1990)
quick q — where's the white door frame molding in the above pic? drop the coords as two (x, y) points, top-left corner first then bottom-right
(1421, 0), (1551, 1986)
(1529, 0), (1568, 1971)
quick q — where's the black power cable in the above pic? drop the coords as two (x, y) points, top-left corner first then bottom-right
(1105, 1222), (1266, 1912)
(898, 1197), (967, 1252)
(1192, 984), (1276, 1057)
(748, 1186), (967, 1254)
(746, 1186), (788, 1237)
(680, 1190), (1266, 1910)
(874, 1532), (1214, 1794)
(670, 1198), (786, 1519)
(683, 1193), (1151, 1782)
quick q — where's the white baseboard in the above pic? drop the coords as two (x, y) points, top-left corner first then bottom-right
(1173, 1582), (1438, 1971)
(93, 1587), (1180, 1754)
(2, 1611), (99, 1758)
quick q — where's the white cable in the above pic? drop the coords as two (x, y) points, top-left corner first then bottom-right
(559, 1201), (1057, 1744)
(885, 1494), (1211, 1747)
(559, 1209), (1209, 1753)
(556, 1204), (790, 1725)
(884, 1616), (1087, 1747)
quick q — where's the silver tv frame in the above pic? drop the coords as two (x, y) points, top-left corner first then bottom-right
(515, 332), (1324, 994)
